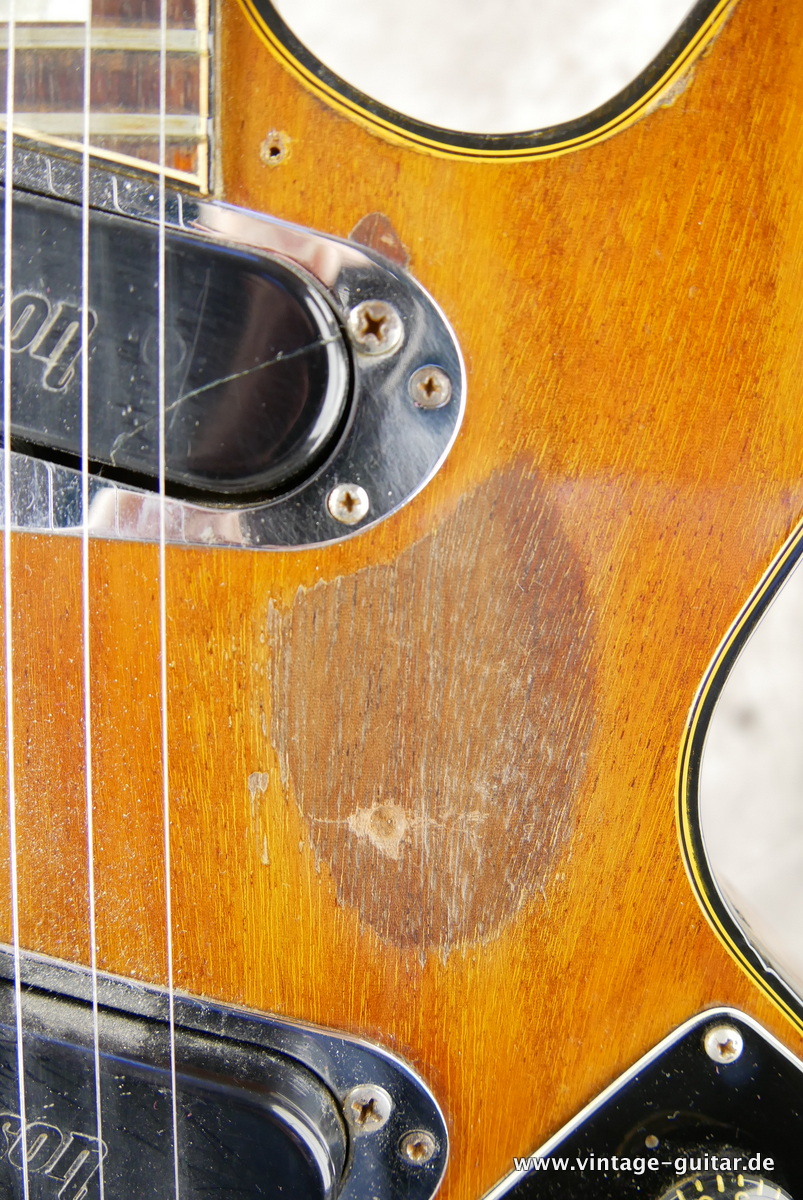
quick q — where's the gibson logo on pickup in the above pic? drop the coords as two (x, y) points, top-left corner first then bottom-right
(0, 1111), (107, 1200)
(0, 291), (98, 391)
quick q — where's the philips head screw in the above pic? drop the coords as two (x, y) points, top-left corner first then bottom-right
(399, 1130), (438, 1165)
(409, 365), (452, 409)
(343, 1085), (393, 1134)
(327, 483), (369, 526)
(348, 300), (403, 356)
(703, 1024), (744, 1064)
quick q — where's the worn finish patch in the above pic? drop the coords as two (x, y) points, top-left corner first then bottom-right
(268, 466), (597, 953)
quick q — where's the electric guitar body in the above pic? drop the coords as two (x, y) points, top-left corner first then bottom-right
(4, 0), (803, 1196)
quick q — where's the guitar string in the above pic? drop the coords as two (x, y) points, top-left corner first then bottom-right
(158, 0), (183, 1189)
(80, 1), (108, 1195)
(2, 6), (182, 1193)
(2, 3), (31, 1194)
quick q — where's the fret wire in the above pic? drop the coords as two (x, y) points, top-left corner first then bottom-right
(80, 0), (107, 1194)
(3, 115), (205, 138)
(2, 1), (31, 1195)
(158, 0), (182, 1190)
(0, 26), (201, 49)
(0, 127), (200, 184)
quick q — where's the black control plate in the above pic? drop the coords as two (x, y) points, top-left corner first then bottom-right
(500, 1010), (803, 1198)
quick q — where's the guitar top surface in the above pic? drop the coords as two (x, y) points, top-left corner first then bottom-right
(4, 0), (803, 1196)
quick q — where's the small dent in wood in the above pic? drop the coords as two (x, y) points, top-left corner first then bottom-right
(646, 68), (694, 113)
(247, 771), (271, 866)
(248, 771), (270, 798)
(259, 130), (290, 166)
(348, 804), (409, 860)
(643, 3), (736, 122)
(349, 212), (410, 269)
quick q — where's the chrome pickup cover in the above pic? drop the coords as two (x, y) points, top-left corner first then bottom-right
(4, 186), (351, 503)
(0, 139), (465, 549)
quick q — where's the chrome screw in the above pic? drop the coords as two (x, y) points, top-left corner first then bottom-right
(343, 1085), (393, 1134)
(409, 365), (452, 410)
(347, 300), (404, 356)
(327, 483), (369, 526)
(703, 1024), (744, 1064)
(399, 1130), (438, 1165)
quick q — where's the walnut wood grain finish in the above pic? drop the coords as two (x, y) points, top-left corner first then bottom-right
(2, 50), (200, 112)
(4, 0), (803, 1197)
(94, 0), (197, 25)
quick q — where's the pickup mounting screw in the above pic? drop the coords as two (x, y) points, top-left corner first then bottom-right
(399, 1130), (438, 1165)
(327, 483), (369, 526)
(703, 1024), (744, 1064)
(409, 366), (452, 409)
(344, 1085), (393, 1134)
(348, 300), (403, 356)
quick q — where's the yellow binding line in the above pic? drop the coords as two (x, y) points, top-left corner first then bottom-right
(677, 516), (803, 1036)
(236, 0), (736, 161)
